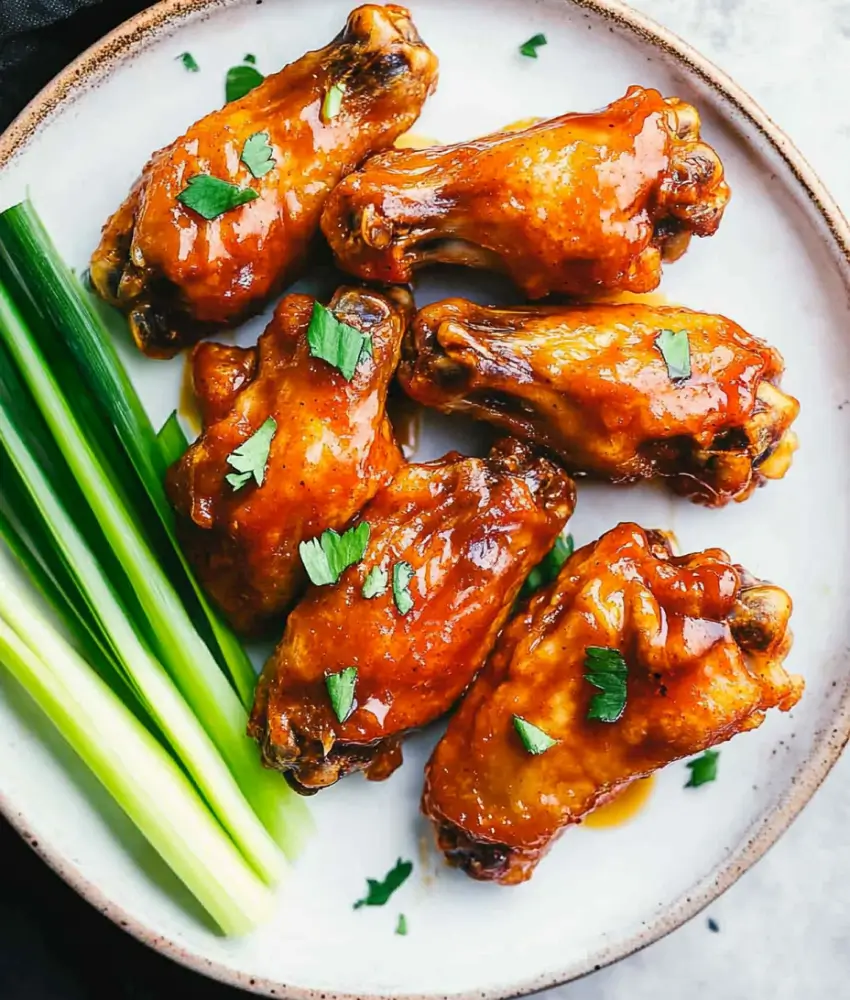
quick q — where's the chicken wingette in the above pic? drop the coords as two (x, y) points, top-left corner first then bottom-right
(399, 299), (799, 506)
(321, 86), (729, 298)
(422, 523), (803, 884)
(90, 4), (438, 356)
(166, 286), (410, 635)
(249, 439), (576, 792)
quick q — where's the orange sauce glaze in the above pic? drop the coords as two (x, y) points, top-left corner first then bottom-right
(584, 775), (656, 829)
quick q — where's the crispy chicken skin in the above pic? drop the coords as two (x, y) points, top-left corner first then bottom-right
(248, 438), (576, 793)
(166, 286), (411, 635)
(399, 299), (799, 506)
(321, 86), (730, 297)
(423, 523), (803, 884)
(90, 5), (438, 357)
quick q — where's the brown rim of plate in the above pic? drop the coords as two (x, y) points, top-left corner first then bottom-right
(0, 0), (848, 996)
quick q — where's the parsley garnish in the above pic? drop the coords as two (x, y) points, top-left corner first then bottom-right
(584, 646), (628, 722)
(520, 33), (547, 58)
(178, 52), (200, 72)
(177, 175), (258, 220)
(307, 302), (372, 381)
(299, 523), (371, 586)
(513, 715), (557, 755)
(244, 53), (257, 65)
(225, 63), (264, 103)
(520, 533), (574, 599)
(241, 132), (275, 178)
(392, 561), (415, 615)
(353, 858), (413, 909)
(395, 913), (408, 936)
(363, 566), (388, 599)
(224, 417), (276, 490)
(655, 329), (691, 381)
(326, 667), (357, 723)
(685, 749), (719, 788)
(322, 82), (347, 122)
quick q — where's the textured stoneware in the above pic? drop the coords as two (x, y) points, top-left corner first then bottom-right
(1, 0), (849, 996)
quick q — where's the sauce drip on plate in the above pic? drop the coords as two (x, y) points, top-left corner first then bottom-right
(584, 775), (656, 829)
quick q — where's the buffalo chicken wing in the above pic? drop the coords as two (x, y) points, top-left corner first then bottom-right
(423, 523), (803, 884)
(91, 4), (438, 356)
(400, 299), (799, 506)
(166, 286), (410, 634)
(321, 86), (730, 298)
(249, 439), (576, 792)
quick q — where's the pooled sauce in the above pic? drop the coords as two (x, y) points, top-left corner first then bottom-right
(597, 289), (672, 307)
(178, 351), (203, 437)
(584, 775), (656, 829)
(394, 131), (440, 150)
(501, 116), (545, 133)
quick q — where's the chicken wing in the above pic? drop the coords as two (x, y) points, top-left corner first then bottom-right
(248, 438), (576, 792)
(166, 286), (410, 634)
(321, 86), (730, 297)
(90, 5), (438, 357)
(399, 299), (799, 506)
(423, 523), (802, 884)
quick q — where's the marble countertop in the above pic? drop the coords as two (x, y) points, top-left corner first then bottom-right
(560, 5), (850, 997)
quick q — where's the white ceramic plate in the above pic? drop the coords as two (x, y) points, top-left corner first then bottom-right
(2, 0), (850, 996)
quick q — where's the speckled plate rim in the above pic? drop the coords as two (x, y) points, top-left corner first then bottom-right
(1, 0), (849, 996)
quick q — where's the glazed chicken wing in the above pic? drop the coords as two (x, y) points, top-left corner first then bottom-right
(90, 4), (438, 356)
(400, 299), (799, 506)
(321, 86), (730, 298)
(248, 438), (575, 792)
(166, 286), (410, 634)
(423, 523), (803, 884)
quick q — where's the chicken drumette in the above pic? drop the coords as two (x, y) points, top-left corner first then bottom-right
(400, 299), (799, 506)
(166, 286), (410, 635)
(249, 439), (575, 792)
(321, 86), (730, 298)
(423, 523), (803, 884)
(90, 4), (438, 356)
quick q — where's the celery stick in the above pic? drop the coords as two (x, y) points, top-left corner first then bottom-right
(0, 281), (306, 857)
(0, 603), (274, 935)
(157, 410), (189, 465)
(0, 202), (256, 708)
(0, 398), (286, 883)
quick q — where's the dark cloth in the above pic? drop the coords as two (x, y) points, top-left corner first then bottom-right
(0, 7), (250, 996)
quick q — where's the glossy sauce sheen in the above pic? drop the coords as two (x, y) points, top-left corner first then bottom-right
(166, 287), (410, 635)
(583, 775), (655, 829)
(90, 4), (438, 355)
(400, 299), (800, 506)
(422, 523), (803, 884)
(321, 86), (730, 298)
(248, 438), (576, 792)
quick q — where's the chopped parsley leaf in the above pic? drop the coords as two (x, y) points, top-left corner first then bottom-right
(685, 749), (719, 788)
(584, 646), (628, 723)
(326, 667), (357, 723)
(353, 858), (413, 909)
(299, 523), (371, 586)
(655, 328), (691, 381)
(513, 715), (557, 755)
(224, 417), (276, 490)
(177, 175), (258, 220)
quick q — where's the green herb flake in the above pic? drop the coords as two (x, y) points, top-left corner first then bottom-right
(513, 715), (557, 755)
(177, 175), (258, 221)
(224, 417), (276, 491)
(353, 858), (413, 909)
(321, 82), (347, 123)
(392, 561), (415, 616)
(655, 328), (691, 381)
(520, 533), (574, 599)
(584, 646), (628, 723)
(244, 53), (257, 65)
(178, 52), (200, 72)
(685, 749), (719, 788)
(299, 523), (371, 586)
(240, 132), (275, 179)
(520, 33), (547, 58)
(395, 913), (408, 936)
(362, 566), (389, 599)
(326, 666), (358, 723)
(226, 63), (265, 103)
(307, 301), (372, 381)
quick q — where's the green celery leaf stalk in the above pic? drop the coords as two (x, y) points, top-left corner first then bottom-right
(0, 394), (286, 884)
(0, 278), (309, 858)
(0, 594), (274, 935)
(0, 201), (256, 708)
(157, 410), (189, 465)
